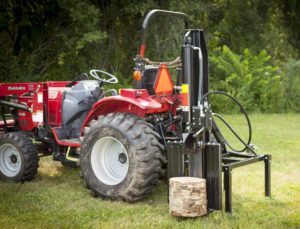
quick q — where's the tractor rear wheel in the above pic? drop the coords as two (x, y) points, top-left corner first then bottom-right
(80, 113), (165, 202)
(0, 132), (39, 182)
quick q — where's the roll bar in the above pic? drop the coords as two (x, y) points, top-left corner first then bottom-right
(138, 9), (190, 56)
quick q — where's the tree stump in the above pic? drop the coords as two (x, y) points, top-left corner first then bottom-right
(169, 177), (207, 217)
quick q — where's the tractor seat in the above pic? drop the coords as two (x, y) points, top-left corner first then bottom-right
(134, 65), (158, 95)
(61, 80), (101, 138)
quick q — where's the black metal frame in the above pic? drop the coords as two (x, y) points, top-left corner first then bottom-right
(137, 9), (272, 214)
(222, 153), (271, 212)
(138, 9), (190, 55)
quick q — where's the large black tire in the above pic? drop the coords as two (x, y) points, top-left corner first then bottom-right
(80, 113), (165, 202)
(0, 132), (39, 182)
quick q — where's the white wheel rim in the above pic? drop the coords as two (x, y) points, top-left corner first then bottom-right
(91, 137), (129, 185)
(0, 143), (21, 177)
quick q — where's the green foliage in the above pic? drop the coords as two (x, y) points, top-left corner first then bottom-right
(210, 46), (281, 113)
(281, 59), (300, 112)
(0, 0), (107, 83)
(276, 0), (300, 56)
(0, 0), (299, 112)
(215, 0), (272, 54)
(46, 0), (107, 80)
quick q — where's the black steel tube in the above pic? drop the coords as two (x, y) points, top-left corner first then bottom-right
(264, 154), (271, 197)
(222, 158), (241, 163)
(228, 151), (254, 158)
(222, 155), (264, 170)
(138, 9), (190, 55)
(0, 100), (30, 112)
(181, 42), (193, 125)
(224, 167), (232, 213)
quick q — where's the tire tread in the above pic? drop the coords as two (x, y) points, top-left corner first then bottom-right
(0, 132), (39, 182)
(80, 112), (166, 202)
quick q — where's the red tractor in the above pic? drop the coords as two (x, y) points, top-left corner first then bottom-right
(0, 10), (271, 212)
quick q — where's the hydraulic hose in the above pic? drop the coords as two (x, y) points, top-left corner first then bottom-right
(200, 90), (256, 156)
(213, 113), (257, 156)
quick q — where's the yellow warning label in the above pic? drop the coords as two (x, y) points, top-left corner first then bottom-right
(182, 84), (188, 93)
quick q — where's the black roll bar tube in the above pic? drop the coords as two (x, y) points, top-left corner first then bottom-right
(138, 9), (190, 56)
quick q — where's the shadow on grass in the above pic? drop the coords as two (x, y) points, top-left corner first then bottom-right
(36, 157), (80, 181)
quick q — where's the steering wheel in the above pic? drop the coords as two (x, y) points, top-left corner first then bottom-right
(89, 69), (118, 84)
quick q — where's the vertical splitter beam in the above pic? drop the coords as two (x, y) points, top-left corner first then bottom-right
(182, 30), (210, 181)
(184, 30), (208, 105)
(205, 143), (222, 211)
(167, 142), (185, 178)
(181, 40), (194, 127)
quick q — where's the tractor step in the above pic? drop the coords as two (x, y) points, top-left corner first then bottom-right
(52, 127), (81, 147)
(165, 136), (181, 141)
(55, 137), (81, 147)
(56, 138), (80, 147)
(60, 138), (81, 145)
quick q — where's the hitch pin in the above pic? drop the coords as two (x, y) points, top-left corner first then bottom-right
(193, 127), (204, 138)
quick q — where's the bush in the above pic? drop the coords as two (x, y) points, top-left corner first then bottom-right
(209, 46), (281, 113)
(281, 59), (300, 113)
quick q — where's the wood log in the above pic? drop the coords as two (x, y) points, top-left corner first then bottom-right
(169, 177), (207, 217)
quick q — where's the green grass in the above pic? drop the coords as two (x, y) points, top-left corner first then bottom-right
(0, 114), (299, 228)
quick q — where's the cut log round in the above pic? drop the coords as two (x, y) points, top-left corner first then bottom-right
(169, 177), (207, 217)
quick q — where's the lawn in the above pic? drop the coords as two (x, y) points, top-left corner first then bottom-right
(0, 114), (299, 228)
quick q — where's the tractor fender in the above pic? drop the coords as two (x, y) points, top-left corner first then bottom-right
(80, 95), (167, 136)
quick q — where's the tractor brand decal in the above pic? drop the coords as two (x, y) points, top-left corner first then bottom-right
(8, 86), (25, 90)
(49, 91), (58, 99)
(32, 110), (43, 122)
(38, 92), (43, 103)
(28, 85), (34, 90)
(141, 101), (149, 106)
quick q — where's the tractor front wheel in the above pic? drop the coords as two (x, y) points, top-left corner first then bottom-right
(80, 113), (165, 202)
(0, 132), (39, 182)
